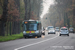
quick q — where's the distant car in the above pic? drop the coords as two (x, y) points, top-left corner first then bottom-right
(55, 27), (60, 32)
(48, 28), (55, 34)
(69, 27), (74, 33)
(41, 27), (45, 35)
(59, 27), (69, 36)
(47, 26), (54, 31)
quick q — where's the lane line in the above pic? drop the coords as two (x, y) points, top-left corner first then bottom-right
(14, 35), (58, 50)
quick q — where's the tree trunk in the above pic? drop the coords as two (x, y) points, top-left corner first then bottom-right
(12, 21), (17, 34)
(24, 0), (28, 20)
(0, 0), (8, 36)
(14, 0), (20, 34)
(0, 21), (5, 36)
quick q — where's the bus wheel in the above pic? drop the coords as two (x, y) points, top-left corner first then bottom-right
(24, 36), (27, 39)
(39, 35), (41, 37)
(37, 35), (41, 38)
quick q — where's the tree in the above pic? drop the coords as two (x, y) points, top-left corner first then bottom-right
(0, 0), (8, 36)
(8, 0), (20, 34)
(24, 0), (42, 20)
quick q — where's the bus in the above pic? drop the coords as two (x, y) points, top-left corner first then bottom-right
(22, 20), (42, 38)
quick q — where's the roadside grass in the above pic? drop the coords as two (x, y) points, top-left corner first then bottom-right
(0, 33), (23, 42)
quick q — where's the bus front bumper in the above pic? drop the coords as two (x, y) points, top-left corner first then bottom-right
(23, 33), (41, 37)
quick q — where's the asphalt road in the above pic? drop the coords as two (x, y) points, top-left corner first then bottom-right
(0, 31), (75, 50)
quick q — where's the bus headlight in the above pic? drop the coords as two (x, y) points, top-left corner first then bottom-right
(23, 31), (26, 34)
(35, 30), (39, 34)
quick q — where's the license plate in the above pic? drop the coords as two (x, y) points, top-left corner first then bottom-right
(29, 35), (33, 36)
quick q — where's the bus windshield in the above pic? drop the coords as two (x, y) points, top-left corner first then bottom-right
(24, 24), (37, 31)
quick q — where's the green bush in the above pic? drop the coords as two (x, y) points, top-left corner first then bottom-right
(0, 33), (23, 42)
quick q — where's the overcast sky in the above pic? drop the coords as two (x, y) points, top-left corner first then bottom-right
(40, 0), (55, 18)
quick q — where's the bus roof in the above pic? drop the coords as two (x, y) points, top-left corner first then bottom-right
(23, 20), (39, 22)
(23, 20), (41, 24)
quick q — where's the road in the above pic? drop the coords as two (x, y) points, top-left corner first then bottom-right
(0, 31), (75, 50)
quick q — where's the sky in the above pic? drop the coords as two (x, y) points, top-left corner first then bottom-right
(40, 0), (55, 18)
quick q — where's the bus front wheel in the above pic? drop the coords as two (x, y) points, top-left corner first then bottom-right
(24, 35), (27, 38)
(24, 36), (27, 38)
(39, 35), (41, 37)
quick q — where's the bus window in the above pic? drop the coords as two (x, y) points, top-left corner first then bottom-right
(24, 24), (37, 31)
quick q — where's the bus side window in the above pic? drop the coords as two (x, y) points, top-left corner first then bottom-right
(37, 23), (39, 30)
(38, 23), (41, 30)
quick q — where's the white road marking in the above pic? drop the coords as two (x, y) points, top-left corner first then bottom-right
(57, 32), (60, 36)
(14, 35), (58, 50)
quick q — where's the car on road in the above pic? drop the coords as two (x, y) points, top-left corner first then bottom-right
(41, 27), (45, 35)
(59, 27), (69, 36)
(69, 27), (74, 33)
(55, 27), (60, 32)
(48, 28), (55, 34)
(47, 26), (54, 31)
